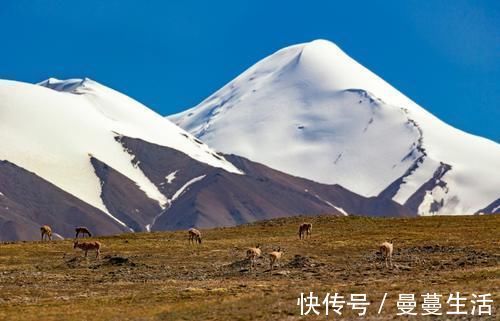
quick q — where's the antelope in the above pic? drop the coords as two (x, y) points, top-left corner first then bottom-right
(188, 228), (202, 244)
(298, 223), (312, 240)
(75, 226), (92, 238)
(269, 247), (283, 271)
(380, 239), (394, 268)
(73, 240), (101, 258)
(40, 225), (52, 241)
(246, 244), (262, 269)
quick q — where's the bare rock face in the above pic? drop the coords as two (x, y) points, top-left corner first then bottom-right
(476, 198), (500, 214)
(0, 160), (128, 241)
(119, 137), (413, 231)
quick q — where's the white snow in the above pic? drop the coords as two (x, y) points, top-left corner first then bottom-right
(52, 233), (65, 240)
(0, 78), (240, 226)
(333, 206), (349, 216)
(493, 205), (500, 213)
(0, 192), (4, 196)
(39, 78), (241, 174)
(418, 189), (439, 216)
(165, 170), (178, 184)
(314, 194), (349, 216)
(170, 39), (500, 215)
(170, 175), (206, 202)
(147, 175), (206, 231)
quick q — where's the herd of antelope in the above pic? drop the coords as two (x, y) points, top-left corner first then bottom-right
(38, 221), (395, 270)
(187, 222), (394, 271)
(40, 225), (101, 258)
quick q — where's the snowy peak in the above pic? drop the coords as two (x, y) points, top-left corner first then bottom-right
(37, 78), (242, 174)
(0, 78), (243, 232)
(290, 39), (416, 109)
(169, 39), (500, 215)
(293, 39), (369, 91)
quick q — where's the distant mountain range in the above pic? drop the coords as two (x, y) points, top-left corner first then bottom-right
(0, 76), (408, 241)
(1, 40), (498, 240)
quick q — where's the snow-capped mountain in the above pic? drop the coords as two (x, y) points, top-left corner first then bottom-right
(0, 77), (410, 240)
(169, 39), (500, 215)
(0, 78), (240, 216)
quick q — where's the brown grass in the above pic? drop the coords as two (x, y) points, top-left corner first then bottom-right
(0, 215), (498, 320)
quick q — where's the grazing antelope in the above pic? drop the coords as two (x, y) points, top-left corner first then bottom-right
(246, 244), (262, 270)
(40, 225), (52, 241)
(380, 239), (394, 268)
(298, 223), (312, 240)
(188, 228), (202, 244)
(73, 240), (101, 258)
(75, 226), (92, 238)
(269, 247), (283, 271)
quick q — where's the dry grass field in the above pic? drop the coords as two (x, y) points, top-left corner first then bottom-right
(0, 215), (498, 320)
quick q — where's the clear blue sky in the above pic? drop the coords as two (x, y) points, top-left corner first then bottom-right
(1, 0), (498, 141)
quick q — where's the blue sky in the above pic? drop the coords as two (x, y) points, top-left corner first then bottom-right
(1, 0), (498, 141)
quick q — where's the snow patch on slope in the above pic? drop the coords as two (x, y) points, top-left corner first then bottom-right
(314, 194), (348, 216)
(171, 175), (206, 202)
(165, 171), (178, 184)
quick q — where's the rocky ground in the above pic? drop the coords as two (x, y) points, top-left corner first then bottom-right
(0, 215), (498, 320)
